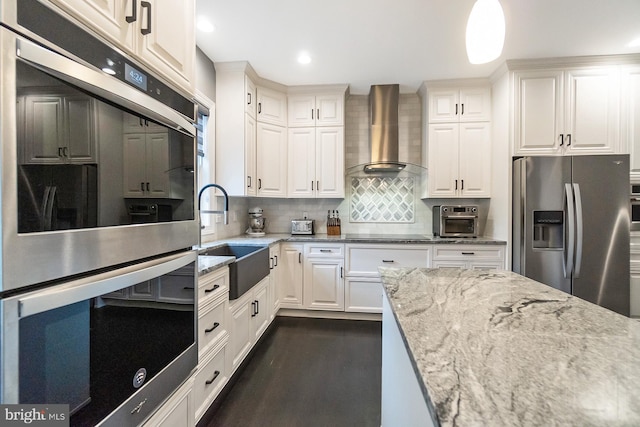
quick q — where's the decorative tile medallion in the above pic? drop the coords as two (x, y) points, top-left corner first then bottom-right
(350, 177), (415, 223)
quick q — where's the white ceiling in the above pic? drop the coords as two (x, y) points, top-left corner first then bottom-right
(196, 0), (640, 94)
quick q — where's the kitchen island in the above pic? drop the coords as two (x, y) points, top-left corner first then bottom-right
(380, 268), (640, 427)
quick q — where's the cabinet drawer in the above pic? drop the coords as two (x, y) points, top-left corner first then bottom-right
(432, 245), (504, 260)
(305, 243), (344, 257)
(198, 267), (229, 308)
(346, 245), (430, 275)
(345, 278), (383, 313)
(198, 294), (227, 358)
(195, 341), (228, 421)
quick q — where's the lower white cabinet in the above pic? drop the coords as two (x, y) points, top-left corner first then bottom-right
(194, 338), (229, 421)
(269, 244), (282, 319)
(345, 244), (431, 313)
(431, 245), (505, 270)
(630, 232), (640, 318)
(228, 276), (270, 374)
(303, 245), (344, 311)
(143, 376), (195, 427)
(279, 243), (304, 308)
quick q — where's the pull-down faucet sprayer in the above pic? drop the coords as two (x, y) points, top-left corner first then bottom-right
(197, 183), (229, 247)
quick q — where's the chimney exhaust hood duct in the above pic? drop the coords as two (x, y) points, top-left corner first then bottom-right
(364, 84), (406, 173)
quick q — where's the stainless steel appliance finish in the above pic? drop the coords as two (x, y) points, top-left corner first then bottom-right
(291, 219), (315, 235)
(432, 205), (479, 237)
(0, 0), (198, 293)
(364, 84), (406, 173)
(631, 184), (640, 231)
(0, 251), (198, 426)
(513, 155), (630, 316)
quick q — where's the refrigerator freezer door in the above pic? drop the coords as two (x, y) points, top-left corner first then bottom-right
(513, 156), (572, 294)
(571, 155), (630, 316)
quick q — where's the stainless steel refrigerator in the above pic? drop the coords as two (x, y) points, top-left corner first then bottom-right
(512, 155), (630, 316)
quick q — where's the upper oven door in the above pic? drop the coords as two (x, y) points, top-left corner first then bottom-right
(0, 27), (198, 293)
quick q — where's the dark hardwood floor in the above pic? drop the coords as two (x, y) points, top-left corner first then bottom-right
(200, 316), (382, 427)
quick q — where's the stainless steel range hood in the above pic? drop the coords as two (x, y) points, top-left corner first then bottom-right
(364, 84), (406, 173)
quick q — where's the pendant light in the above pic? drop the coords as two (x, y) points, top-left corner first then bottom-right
(465, 0), (505, 64)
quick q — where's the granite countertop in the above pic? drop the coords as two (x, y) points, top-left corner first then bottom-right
(380, 267), (640, 427)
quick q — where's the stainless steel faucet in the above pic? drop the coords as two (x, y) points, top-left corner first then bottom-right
(197, 183), (229, 247)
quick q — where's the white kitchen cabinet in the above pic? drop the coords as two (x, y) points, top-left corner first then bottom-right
(49, 0), (195, 94)
(269, 244), (281, 320)
(279, 243), (304, 309)
(287, 92), (344, 127)
(256, 122), (287, 197)
(431, 245), (505, 270)
(228, 276), (270, 373)
(513, 67), (620, 156)
(345, 244), (431, 313)
(623, 66), (640, 179)
(630, 232), (640, 318)
(122, 132), (170, 197)
(194, 338), (229, 422)
(257, 86), (287, 126)
(288, 126), (344, 198)
(123, 111), (167, 134)
(428, 87), (491, 123)
(21, 94), (97, 164)
(303, 244), (345, 311)
(198, 293), (228, 359)
(215, 62), (259, 196)
(143, 376), (194, 427)
(427, 122), (491, 198)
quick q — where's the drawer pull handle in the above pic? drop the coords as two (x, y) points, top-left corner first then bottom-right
(183, 286), (194, 290)
(320, 249), (332, 253)
(382, 260), (395, 263)
(462, 252), (475, 255)
(205, 370), (220, 385)
(205, 322), (220, 333)
(274, 255), (278, 266)
(205, 284), (220, 293)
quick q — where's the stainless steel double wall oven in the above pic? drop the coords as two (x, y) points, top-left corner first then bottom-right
(0, 1), (199, 425)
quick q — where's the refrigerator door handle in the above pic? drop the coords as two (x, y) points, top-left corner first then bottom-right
(563, 183), (575, 278)
(573, 183), (583, 278)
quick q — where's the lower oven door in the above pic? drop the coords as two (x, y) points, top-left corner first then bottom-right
(0, 250), (197, 427)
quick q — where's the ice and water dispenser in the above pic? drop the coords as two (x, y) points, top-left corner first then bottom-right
(532, 211), (563, 249)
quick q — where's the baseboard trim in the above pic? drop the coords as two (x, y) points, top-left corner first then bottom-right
(277, 308), (381, 321)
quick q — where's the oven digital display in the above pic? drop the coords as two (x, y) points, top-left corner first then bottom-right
(453, 207), (466, 213)
(125, 63), (148, 91)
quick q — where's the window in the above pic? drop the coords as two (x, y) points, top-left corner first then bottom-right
(196, 101), (216, 237)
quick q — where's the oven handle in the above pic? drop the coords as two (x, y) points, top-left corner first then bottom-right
(17, 251), (197, 318)
(16, 37), (195, 137)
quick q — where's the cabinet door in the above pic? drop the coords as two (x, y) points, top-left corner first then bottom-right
(123, 133), (147, 197)
(257, 87), (287, 126)
(458, 123), (491, 198)
(143, 377), (194, 427)
(49, 0), (135, 52)
(23, 95), (64, 164)
(280, 244), (304, 308)
(288, 95), (316, 127)
(345, 278), (382, 313)
(65, 96), (96, 163)
(145, 132), (170, 197)
(136, 0), (195, 93)
(623, 66), (640, 177)
(245, 76), (257, 119)
(459, 87), (491, 122)
(564, 68), (620, 154)
(287, 127), (316, 197)
(316, 94), (343, 126)
(513, 70), (564, 155)
(269, 245), (281, 318)
(229, 295), (253, 372)
(256, 123), (287, 197)
(427, 124), (459, 197)
(245, 114), (257, 196)
(303, 258), (344, 311)
(428, 89), (459, 123)
(252, 277), (270, 340)
(315, 127), (345, 198)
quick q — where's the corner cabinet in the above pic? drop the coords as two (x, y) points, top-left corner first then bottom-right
(49, 0), (195, 94)
(512, 65), (620, 156)
(256, 122), (288, 197)
(421, 81), (492, 198)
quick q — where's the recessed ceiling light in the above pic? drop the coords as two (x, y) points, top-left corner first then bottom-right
(629, 37), (640, 48)
(466, 0), (505, 64)
(197, 15), (215, 33)
(297, 52), (312, 65)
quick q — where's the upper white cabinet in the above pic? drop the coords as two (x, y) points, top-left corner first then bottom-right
(623, 66), (640, 179)
(215, 62), (259, 196)
(288, 127), (344, 198)
(256, 122), (288, 197)
(123, 131), (170, 197)
(49, 0), (195, 94)
(513, 66), (620, 156)
(288, 92), (344, 127)
(428, 87), (491, 123)
(422, 81), (492, 198)
(257, 87), (287, 126)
